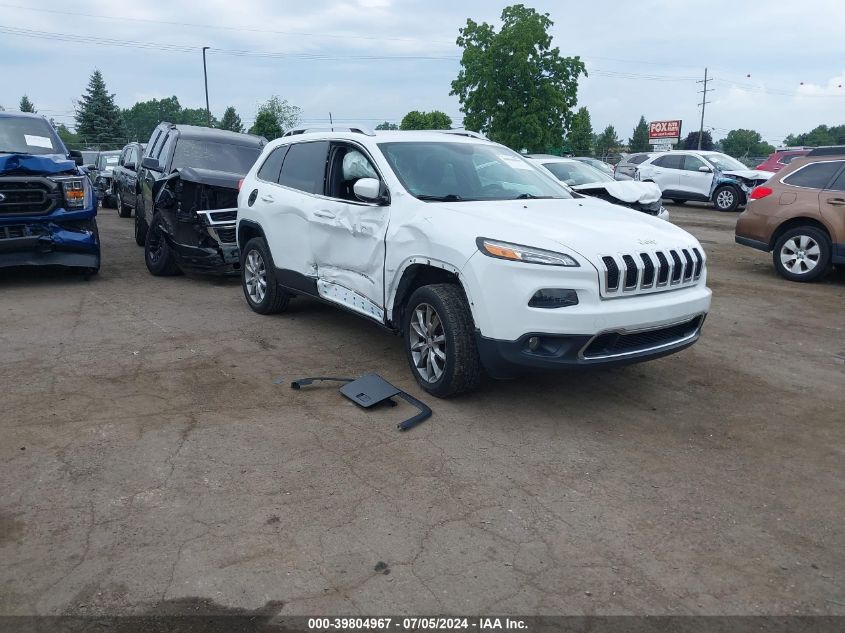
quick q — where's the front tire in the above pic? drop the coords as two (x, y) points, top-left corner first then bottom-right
(713, 185), (740, 212)
(403, 284), (482, 398)
(241, 237), (290, 314)
(144, 213), (182, 276)
(773, 226), (831, 282)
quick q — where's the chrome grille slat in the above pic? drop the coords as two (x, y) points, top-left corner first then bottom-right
(600, 247), (704, 296)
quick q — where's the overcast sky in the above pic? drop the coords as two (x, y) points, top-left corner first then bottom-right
(2, 0), (843, 146)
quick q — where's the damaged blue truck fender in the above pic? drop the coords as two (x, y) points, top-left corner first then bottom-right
(0, 112), (100, 274)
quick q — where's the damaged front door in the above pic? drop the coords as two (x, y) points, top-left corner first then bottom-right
(309, 143), (390, 322)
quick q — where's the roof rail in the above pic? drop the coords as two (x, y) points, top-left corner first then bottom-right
(283, 126), (376, 137)
(415, 129), (487, 140)
(806, 145), (845, 157)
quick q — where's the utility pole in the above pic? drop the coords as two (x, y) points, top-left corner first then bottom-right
(696, 67), (713, 150)
(329, 112), (333, 131)
(202, 46), (211, 127)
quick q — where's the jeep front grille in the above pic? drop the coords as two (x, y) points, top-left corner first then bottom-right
(600, 247), (704, 296)
(581, 315), (705, 359)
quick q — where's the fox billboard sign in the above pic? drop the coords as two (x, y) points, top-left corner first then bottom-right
(649, 120), (682, 143)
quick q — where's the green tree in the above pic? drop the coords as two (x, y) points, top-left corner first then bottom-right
(594, 125), (620, 158)
(450, 4), (586, 152)
(180, 107), (218, 128)
(219, 106), (245, 133)
(19, 95), (36, 113)
(681, 130), (714, 151)
(121, 96), (182, 142)
(249, 111), (282, 140)
(629, 116), (650, 152)
(249, 96), (301, 139)
(375, 121), (398, 130)
(784, 124), (845, 147)
(54, 123), (80, 148)
(721, 129), (775, 158)
(74, 70), (126, 148)
(566, 107), (593, 155)
(400, 110), (453, 130)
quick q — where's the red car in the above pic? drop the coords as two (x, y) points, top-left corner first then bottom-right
(755, 149), (810, 172)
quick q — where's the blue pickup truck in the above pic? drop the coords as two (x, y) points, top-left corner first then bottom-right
(0, 112), (100, 275)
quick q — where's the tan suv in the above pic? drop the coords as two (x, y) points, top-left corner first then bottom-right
(735, 147), (845, 282)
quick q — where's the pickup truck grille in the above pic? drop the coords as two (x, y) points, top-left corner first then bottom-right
(0, 178), (60, 215)
(600, 247), (704, 296)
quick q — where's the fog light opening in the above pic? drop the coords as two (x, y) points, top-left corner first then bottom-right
(527, 336), (541, 351)
(528, 288), (579, 309)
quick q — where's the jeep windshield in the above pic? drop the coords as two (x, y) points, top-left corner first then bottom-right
(0, 116), (63, 155)
(172, 140), (261, 174)
(378, 141), (571, 202)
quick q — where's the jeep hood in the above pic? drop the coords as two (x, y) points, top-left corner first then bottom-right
(176, 167), (242, 190)
(433, 197), (699, 263)
(721, 169), (774, 180)
(0, 153), (76, 175)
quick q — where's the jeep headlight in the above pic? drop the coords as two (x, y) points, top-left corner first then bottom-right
(476, 238), (580, 267)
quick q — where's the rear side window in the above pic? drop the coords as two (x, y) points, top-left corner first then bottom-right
(653, 154), (684, 169)
(826, 167), (845, 192)
(146, 129), (164, 157)
(783, 161), (843, 189)
(629, 154), (650, 165)
(278, 141), (329, 194)
(257, 146), (289, 183)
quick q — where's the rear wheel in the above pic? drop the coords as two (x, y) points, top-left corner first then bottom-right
(713, 185), (740, 212)
(773, 226), (831, 282)
(403, 284), (482, 398)
(241, 237), (290, 314)
(144, 213), (181, 276)
(116, 191), (131, 218)
(134, 209), (148, 246)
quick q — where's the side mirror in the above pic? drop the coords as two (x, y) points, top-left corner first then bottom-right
(125, 162), (137, 171)
(698, 165), (713, 173)
(142, 156), (162, 171)
(68, 149), (84, 166)
(353, 178), (384, 203)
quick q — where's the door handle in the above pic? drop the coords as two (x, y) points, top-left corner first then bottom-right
(314, 210), (336, 219)
(826, 198), (845, 206)
(260, 194), (274, 203)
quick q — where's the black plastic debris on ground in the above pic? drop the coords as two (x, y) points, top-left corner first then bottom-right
(289, 374), (432, 431)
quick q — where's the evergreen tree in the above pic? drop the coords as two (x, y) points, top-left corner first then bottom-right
(219, 106), (245, 133)
(567, 107), (593, 155)
(594, 125), (620, 158)
(629, 116), (649, 152)
(681, 131), (714, 151)
(74, 70), (126, 148)
(375, 121), (399, 130)
(19, 95), (36, 113)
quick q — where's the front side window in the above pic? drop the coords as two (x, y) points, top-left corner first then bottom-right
(378, 141), (571, 201)
(826, 167), (845, 192)
(783, 161), (844, 189)
(629, 154), (650, 165)
(543, 161), (611, 185)
(277, 141), (329, 194)
(683, 155), (707, 171)
(0, 116), (62, 155)
(171, 140), (263, 174)
(326, 144), (380, 201)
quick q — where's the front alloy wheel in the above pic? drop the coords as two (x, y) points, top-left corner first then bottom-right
(409, 303), (447, 383)
(240, 237), (289, 314)
(713, 185), (740, 211)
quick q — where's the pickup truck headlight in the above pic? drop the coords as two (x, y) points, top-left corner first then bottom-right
(54, 177), (87, 209)
(476, 238), (580, 267)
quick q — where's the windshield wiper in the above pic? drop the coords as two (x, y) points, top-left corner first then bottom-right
(512, 193), (553, 199)
(416, 194), (470, 202)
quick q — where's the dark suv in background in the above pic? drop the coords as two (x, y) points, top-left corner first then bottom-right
(135, 123), (266, 276)
(112, 141), (145, 218)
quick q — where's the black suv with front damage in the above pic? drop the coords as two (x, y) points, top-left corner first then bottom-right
(0, 112), (99, 274)
(134, 123), (265, 276)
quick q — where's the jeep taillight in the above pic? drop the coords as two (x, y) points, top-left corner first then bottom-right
(750, 186), (772, 201)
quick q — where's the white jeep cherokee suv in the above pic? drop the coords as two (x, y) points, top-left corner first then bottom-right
(236, 128), (711, 397)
